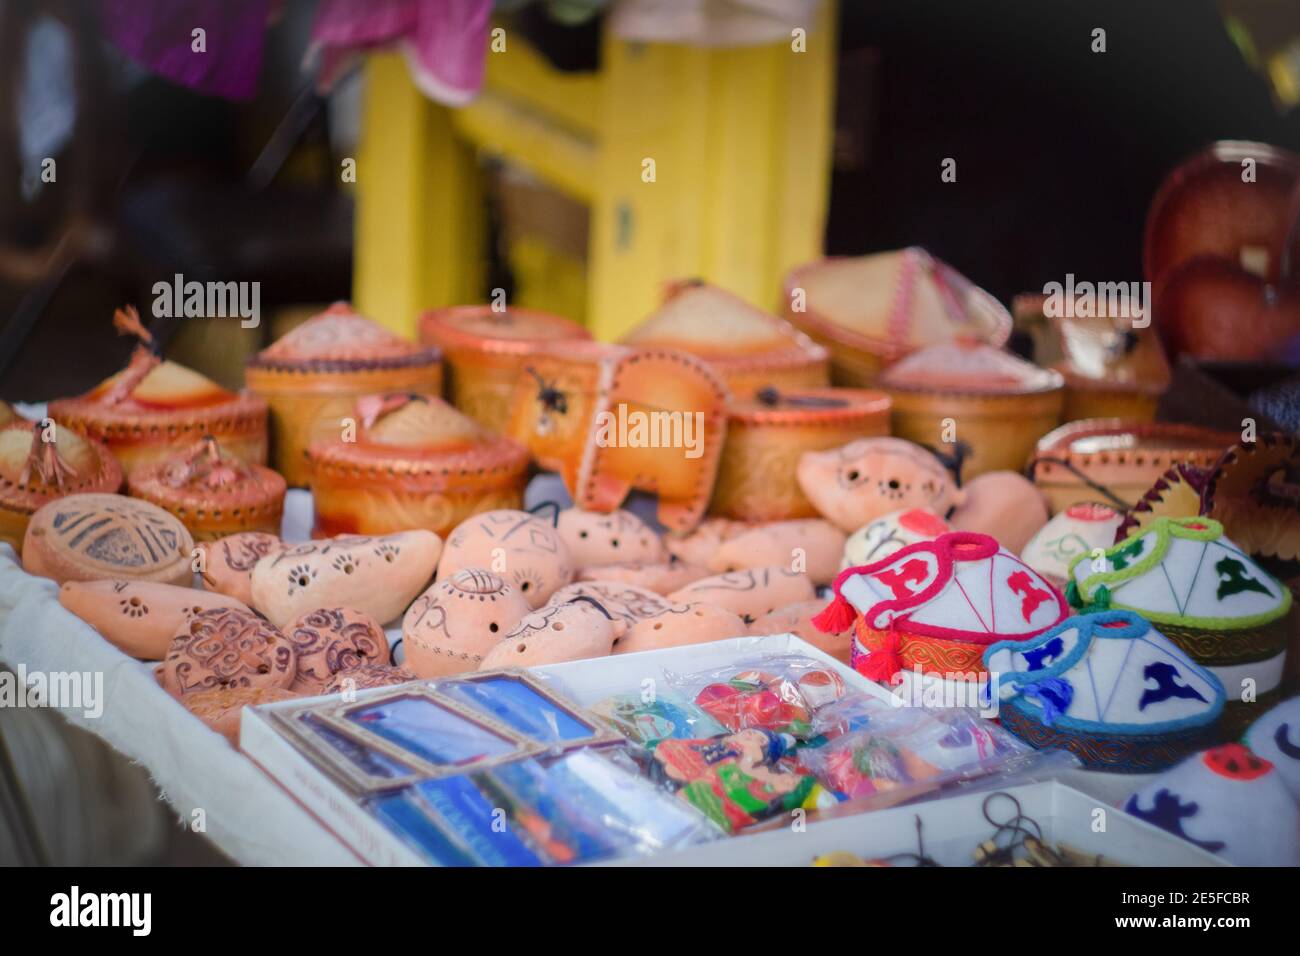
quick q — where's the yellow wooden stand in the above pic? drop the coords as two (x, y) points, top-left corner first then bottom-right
(353, 3), (838, 341)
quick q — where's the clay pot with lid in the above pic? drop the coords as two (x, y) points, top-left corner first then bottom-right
(245, 302), (443, 486)
(0, 419), (122, 553)
(306, 393), (529, 537)
(127, 435), (285, 541)
(49, 306), (267, 473)
(418, 305), (591, 433)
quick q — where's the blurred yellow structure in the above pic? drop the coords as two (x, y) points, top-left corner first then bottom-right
(353, 3), (838, 341)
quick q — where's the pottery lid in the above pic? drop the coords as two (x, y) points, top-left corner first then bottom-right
(419, 305), (591, 354)
(358, 395), (487, 451)
(1035, 419), (1236, 458)
(728, 387), (891, 423)
(250, 302), (440, 371)
(880, 339), (1063, 394)
(0, 421), (123, 512)
(87, 356), (234, 410)
(127, 436), (285, 507)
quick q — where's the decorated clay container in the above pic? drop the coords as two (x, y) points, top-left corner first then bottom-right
(127, 435), (285, 541)
(505, 340), (729, 532)
(479, 598), (625, 669)
(245, 302), (443, 486)
(708, 519), (846, 588)
(250, 530), (442, 628)
(555, 507), (665, 568)
(615, 602), (747, 655)
(619, 280), (829, 398)
(1030, 419), (1236, 515)
(841, 508), (950, 570)
(306, 394), (529, 537)
(879, 340), (1064, 478)
(783, 249), (1012, 386)
(49, 306), (267, 473)
(796, 437), (965, 534)
(198, 531), (284, 606)
(437, 509), (572, 609)
(401, 568), (533, 677)
(0, 419), (122, 553)
(709, 387), (891, 522)
(158, 606), (297, 697)
(418, 305), (591, 433)
(59, 580), (252, 660)
(667, 566), (815, 624)
(1068, 516), (1292, 738)
(1019, 502), (1124, 589)
(23, 493), (195, 586)
(284, 607), (391, 694)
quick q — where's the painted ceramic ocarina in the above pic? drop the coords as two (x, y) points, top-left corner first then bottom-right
(182, 686), (299, 744)
(285, 607), (391, 694)
(479, 598), (625, 669)
(749, 600), (852, 664)
(23, 493), (196, 586)
(574, 559), (711, 595)
(324, 663), (419, 694)
(796, 437), (965, 533)
(401, 568), (532, 678)
(251, 530), (441, 628)
(549, 580), (674, 627)
(842, 508), (949, 570)
(615, 602), (747, 655)
(949, 471), (1050, 554)
(158, 607), (297, 697)
(668, 566), (815, 623)
(663, 517), (753, 566)
(708, 519), (846, 588)
(556, 507), (665, 567)
(198, 531), (284, 606)
(436, 509), (572, 608)
(59, 580), (252, 660)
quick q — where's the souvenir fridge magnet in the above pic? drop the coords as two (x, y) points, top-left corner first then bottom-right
(418, 305), (591, 433)
(23, 493), (195, 586)
(1123, 743), (1300, 866)
(879, 339), (1064, 478)
(435, 670), (620, 750)
(436, 509), (572, 609)
(505, 341), (729, 532)
(0, 419), (123, 553)
(245, 302), (443, 486)
(127, 435), (286, 541)
(590, 691), (727, 747)
(59, 580), (252, 660)
(306, 394), (529, 537)
(709, 387), (890, 522)
(782, 248), (1012, 386)
(401, 569), (533, 678)
(619, 280), (830, 398)
(984, 609), (1224, 773)
(49, 306), (267, 472)
(1068, 516), (1292, 737)
(1019, 502), (1124, 589)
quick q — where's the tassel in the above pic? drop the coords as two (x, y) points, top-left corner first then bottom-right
(1019, 677), (1073, 726)
(112, 304), (153, 344)
(812, 593), (856, 634)
(855, 631), (902, 682)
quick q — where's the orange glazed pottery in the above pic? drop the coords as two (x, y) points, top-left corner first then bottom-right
(0, 419), (122, 553)
(506, 341), (729, 532)
(418, 305), (591, 433)
(49, 307), (267, 474)
(783, 248), (1012, 386)
(710, 387), (890, 521)
(307, 394), (529, 538)
(880, 340), (1064, 478)
(1029, 419), (1236, 515)
(619, 280), (829, 398)
(127, 436), (285, 541)
(245, 302), (443, 486)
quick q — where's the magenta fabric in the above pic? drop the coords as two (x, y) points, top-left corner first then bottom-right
(96, 0), (269, 101)
(309, 0), (493, 105)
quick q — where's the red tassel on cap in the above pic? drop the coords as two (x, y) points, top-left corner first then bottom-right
(812, 593), (856, 634)
(856, 632), (902, 682)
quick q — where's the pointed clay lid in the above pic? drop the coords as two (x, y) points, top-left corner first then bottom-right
(880, 339), (1063, 394)
(358, 395), (487, 451)
(419, 305), (591, 354)
(128, 436), (285, 509)
(623, 281), (819, 358)
(250, 302), (440, 371)
(0, 421), (123, 513)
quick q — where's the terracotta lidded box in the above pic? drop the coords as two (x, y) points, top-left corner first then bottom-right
(49, 307), (267, 473)
(709, 387), (891, 522)
(506, 341), (729, 531)
(619, 280), (829, 398)
(782, 248), (1012, 386)
(306, 394), (529, 537)
(418, 305), (591, 433)
(880, 339), (1064, 478)
(0, 419), (122, 553)
(127, 435), (285, 541)
(245, 302), (443, 486)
